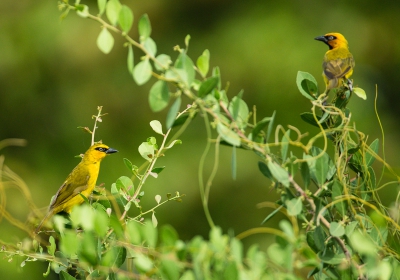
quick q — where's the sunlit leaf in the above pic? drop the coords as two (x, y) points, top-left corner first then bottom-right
(133, 59), (152, 85)
(106, 0), (121, 26)
(149, 80), (169, 112)
(97, 0), (106, 15)
(150, 120), (163, 135)
(154, 54), (172, 71)
(216, 122), (241, 147)
(286, 197), (302, 216)
(118, 5), (133, 33)
(267, 161), (289, 187)
(198, 76), (219, 97)
(330, 222), (345, 237)
(174, 52), (195, 88)
(353, 87), (367, 100)
(138, 14), (151, 41)
(138, 142), (155, 162)
(197, 49), (210, 77)
(296, 71), (318, 100)
(166, 97), (181, 129)
(143, 37), (157, 57)
(127, 45), (134, 74)
(96, 28), (114, 54)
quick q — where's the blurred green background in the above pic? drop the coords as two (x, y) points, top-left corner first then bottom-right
(1, 0), (400, 278)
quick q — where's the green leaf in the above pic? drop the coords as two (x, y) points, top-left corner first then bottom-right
(141, 220), (158, 247)
(152, 166), (165, 174)
(154, 54), (171, 71)
(261, 205), (283, 225)
(111, 183), (126, 207)
(160, 259), (180, 280)
(76, 4), (89, 18)
(166, 97), (181, 129)
(217, 122), (241, 147)
(127, 45), (134, 75)
(212, 66), (222, 90)
(353, 87), (367, 100)
(105, 0), (121, 26)
(313, 226), (326, 251)
(60, 271), (76, 280)
(329, 222), (345, 237)
(231, 146), (237, 180)
(267, 161), (289, 187)
(150, 120), (163, 135)
(366, 138), (379, 167)
(198, 76), (219, 97)
(286, 197), (302, 216)
(126, 220), (142, 245)
(318, 249), (346, 265)
(296, 71), (318, 100)
(94, 209), (109, 238)
(116, 176), (134, 196)
(197, 49), (210, 77)
(97, 0), (106, 15)
(138, 14), (151, 41)
(249, 117), (271, 142)
(118, 5), (134, 33)
(47, 236), (56, 256)
(174, 52), (195, 88)
(332, 179), (347, 216)
(133, 59), (152, 85)
(149, 80), (170, 112)
(160, 225), (178, 247)
(138, 141), (155, 161)
(228, 95), (249, 130)
(134, 253), (153, 272)
(281, 130), (290, 162)
(96, 28), (114, 54)
(258, 161), (273, 180)
(300, 112), (328, 128)
(266, 111), (276, 142)
(143, 37), (157, 57)
(349, 230), (376, 255)
(80, 231), (98, 266)
(300, 161), (310, 189)
(306, 147), (331, 186)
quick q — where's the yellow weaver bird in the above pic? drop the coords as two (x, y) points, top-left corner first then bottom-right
(35, 143), (117, 233)
(315, 32), (355, 92)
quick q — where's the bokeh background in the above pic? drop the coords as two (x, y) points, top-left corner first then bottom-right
(1, 0), (400, 278)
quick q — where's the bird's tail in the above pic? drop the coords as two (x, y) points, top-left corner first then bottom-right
(34, 211), (53, 234)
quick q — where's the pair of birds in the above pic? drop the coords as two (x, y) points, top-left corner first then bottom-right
(35, 32), (354, 233)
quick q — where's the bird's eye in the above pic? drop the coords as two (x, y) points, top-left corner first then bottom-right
(328, 35), (336, 40)
(95, 147), (107, 152)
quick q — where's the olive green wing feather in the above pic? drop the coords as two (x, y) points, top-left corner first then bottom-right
(49, 169), (90, 210)
(323, 56), (355, 89)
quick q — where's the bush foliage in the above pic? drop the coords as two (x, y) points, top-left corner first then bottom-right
(1, 1), (399, 279)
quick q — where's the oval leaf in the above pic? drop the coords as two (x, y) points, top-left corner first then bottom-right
(150, 120), (163, 135)
(149, 80), (170, 112)
(296, 71), (318, 100)
(138, 14), (151, 41)
(119, 5), (134, 33)
(353, 87), (367, 100)
(106, 0), (121, 26)
(127, 45), (134, 74)
(97, 28), (114, 54)
(198, 76), (219, 98)
(133, 59), (152, 85)
(166, 97), (181, 129)
(197, 49), (210, 77)
(216, 123), (241, 147)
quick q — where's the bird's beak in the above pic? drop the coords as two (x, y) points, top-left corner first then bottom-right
(314, 35), (328, 43)
(106, 148), (118, 154)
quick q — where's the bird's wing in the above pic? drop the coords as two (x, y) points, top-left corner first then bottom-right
(323, 56), (354, 80)
(49, 171), (90, 210)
